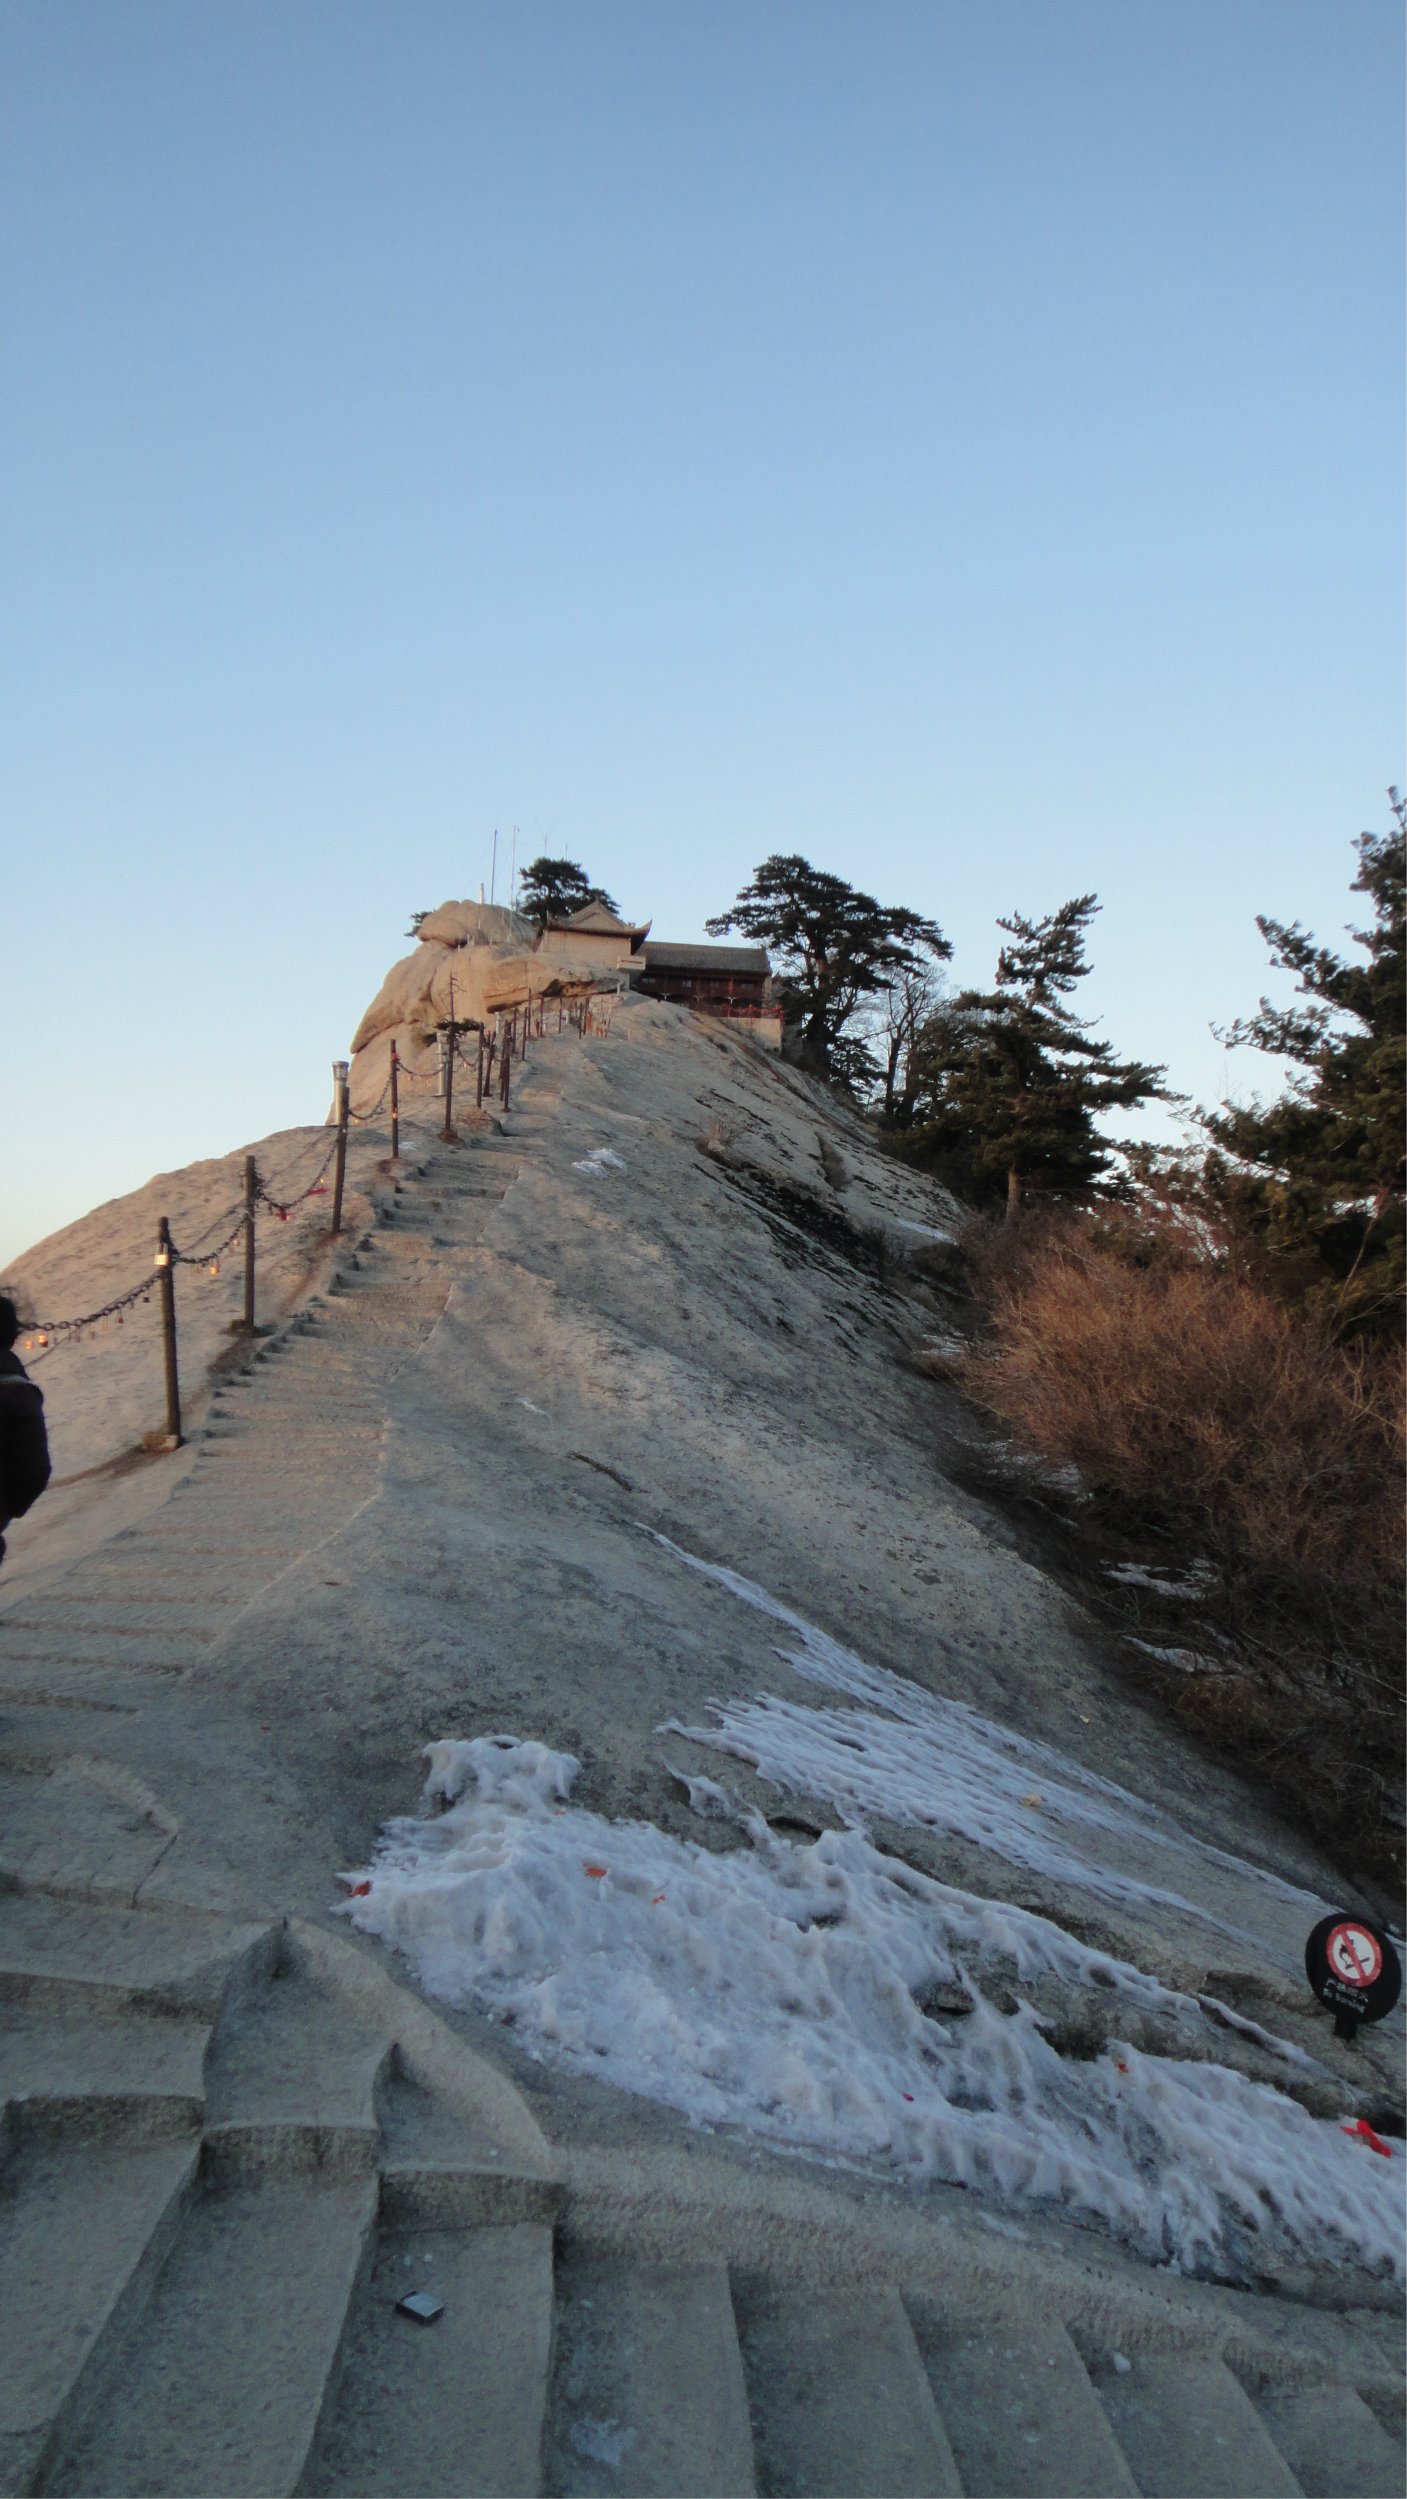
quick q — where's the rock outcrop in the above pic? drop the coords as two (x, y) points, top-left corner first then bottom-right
(346, 899), (634, 1113)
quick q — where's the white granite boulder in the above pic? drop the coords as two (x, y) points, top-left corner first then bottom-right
(349, 944), (452, 1055)
(416, 900), (535, 949)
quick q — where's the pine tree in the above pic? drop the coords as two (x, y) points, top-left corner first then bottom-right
(517, 856), (619, 925)
(706, 854), (949, 1082)
(905, 895), (1169, 1214)
(1199, 796), (1405, 1336)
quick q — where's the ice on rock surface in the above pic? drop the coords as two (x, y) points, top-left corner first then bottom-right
(340, 1738), (1404, 2285)
(651, 1536), (1325, 1955)
(572, 1147), (627, 1175)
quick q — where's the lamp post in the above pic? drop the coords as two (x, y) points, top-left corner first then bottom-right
(154, 1217), (181, 1444)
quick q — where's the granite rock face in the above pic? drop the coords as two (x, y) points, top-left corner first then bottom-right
(346, 899), (623, 1111)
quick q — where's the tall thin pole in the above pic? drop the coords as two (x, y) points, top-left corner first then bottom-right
(331, 1061), (350, 1235)
(476, 1029), (484, 1108)
(490, 827), (498, 906)
(440, 1033), (457, 1141)
(440, 974), (458, 1142)
(242, 1155), (257, 1332)
(155, 1217), (182, 1445)
(390, 1041), (400, 1161)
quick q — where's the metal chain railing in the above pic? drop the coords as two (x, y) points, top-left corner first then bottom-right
(255, 1131), (342, 1217)
(11, 995), (622, 1421)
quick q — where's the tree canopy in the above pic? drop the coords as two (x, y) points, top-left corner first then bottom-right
(1195, 797), (1405, 1335)
(516, 856), (619, 925)
(902, 895), (1170, 1213)
(706, 854), (949, 1083)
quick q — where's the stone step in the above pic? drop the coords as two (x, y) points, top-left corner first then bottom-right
(906, 2310), (1138, 2498)
(200, 1931), (389, 2151)
(0, 1641), (205, 1668)
(163, 1491), (368, 1516)
(547, 2249), (756, 2497)
(301, 2223), (554, 2497)
(107, 1539), (310, 1558)
(199, 1425), (382, 1445)
(44, 2169), (379, 2497)
(3, 1600), (242, 1633)
(8, 1586), (255, 1611)
(0, 1621), (215, 1648)
(1086, 2351), (1302, 2498)
(0, 1762), (179, 1903)
(0, 1892), (266, 2006)
(200, 1420), (383, 1438)
(735, 2280), (960, 2496)
(0, 2123), (198, 2498)
(206, 1411), (384, 1427)
(28, 1575), (297, 1606)
(0, 1998), (209, 2117)
(1247, 2384), (1404, 2499)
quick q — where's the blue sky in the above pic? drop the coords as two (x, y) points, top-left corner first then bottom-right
(2, 0), (1401, 1268)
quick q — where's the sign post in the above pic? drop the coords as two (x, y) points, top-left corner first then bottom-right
(1304, 1913), (1402, 2042)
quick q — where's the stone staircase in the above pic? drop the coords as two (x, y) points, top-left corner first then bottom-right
(0, 1145), (510, 1718)
(1, 1891), (1402, 2498)
(2, 1124), (1403, 2498)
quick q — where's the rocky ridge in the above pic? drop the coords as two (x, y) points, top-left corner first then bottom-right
(0, 989), (1402, 2495)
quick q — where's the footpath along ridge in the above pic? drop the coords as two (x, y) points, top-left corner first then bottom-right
(0, 1029), (1402, 2498)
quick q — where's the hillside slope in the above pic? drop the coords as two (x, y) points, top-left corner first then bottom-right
(1, 997), (1401, 2496)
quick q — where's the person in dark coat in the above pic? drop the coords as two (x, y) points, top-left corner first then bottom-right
(0, 1295), (51, 1566)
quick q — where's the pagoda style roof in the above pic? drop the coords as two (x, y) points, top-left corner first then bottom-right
(638, 942), (770, 974)
(556, 903), (650, 937)
(535, 902), (651, 953)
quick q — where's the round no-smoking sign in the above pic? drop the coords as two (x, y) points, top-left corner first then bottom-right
(1305, 1911), (1401, 2038)
(1326, 1922), (1382, 1989)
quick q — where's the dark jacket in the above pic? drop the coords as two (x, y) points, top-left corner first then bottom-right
(0, 1347), (51, 1524)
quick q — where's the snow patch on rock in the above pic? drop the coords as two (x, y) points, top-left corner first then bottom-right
(651, 1536), (1322, 1947)
(339, 1735), (1402, 2285)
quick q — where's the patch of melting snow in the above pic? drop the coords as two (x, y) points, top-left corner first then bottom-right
(649, 1535), (1320, 1948)
(975, 2211), (1030, 2242)
(1126, 1639), (1223, 1675)
(572, 1147), (628, 1175)
(1105, 1562), (1216, 1598)
(894, 1218), (956, 1242)
(339, 1736), (1402, 2285)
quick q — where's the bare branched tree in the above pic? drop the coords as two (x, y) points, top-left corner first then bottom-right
(861, 960), (948, 1119)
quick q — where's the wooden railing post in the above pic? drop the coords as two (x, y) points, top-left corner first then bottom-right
(242, 1155), (257, 1332)
(331, 1061), (350, 1235)
(440, 1026), (458, 1143)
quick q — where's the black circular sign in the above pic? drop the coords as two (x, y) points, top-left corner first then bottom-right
(1305, 1912), (1402, 2036)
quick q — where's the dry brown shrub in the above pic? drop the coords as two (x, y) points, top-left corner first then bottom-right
(955, 1215), (1405, 1880)
(959, 1233), (1401, 1602)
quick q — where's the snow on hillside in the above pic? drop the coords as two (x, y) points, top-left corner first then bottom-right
(340, 1714), (1401, 2286)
